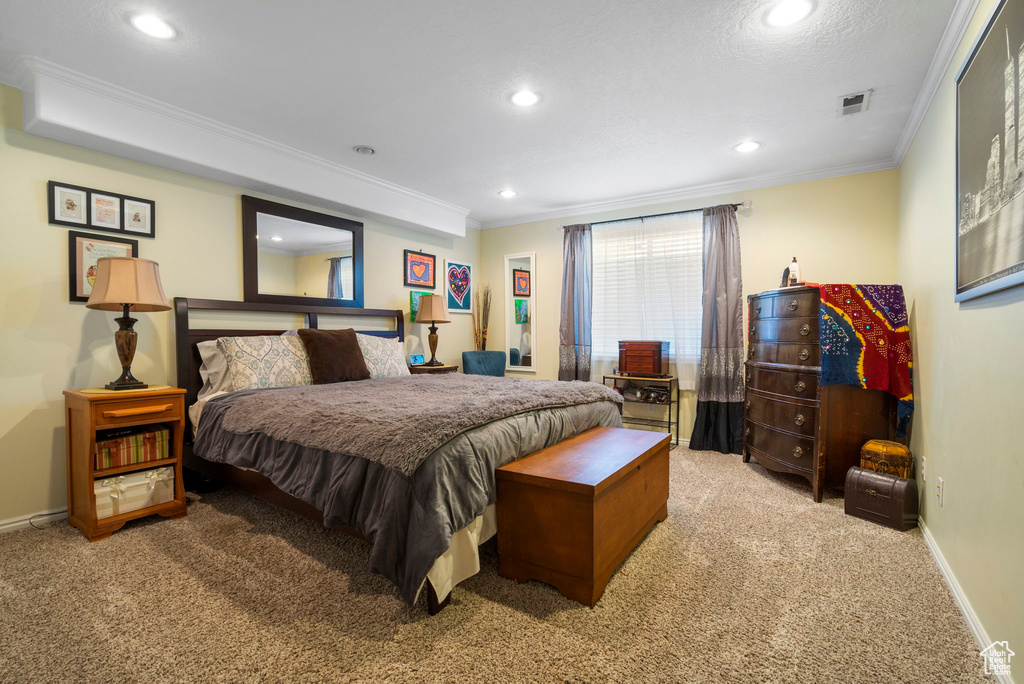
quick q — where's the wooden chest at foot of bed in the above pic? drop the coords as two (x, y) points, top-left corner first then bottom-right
(496, 427), (670, 606)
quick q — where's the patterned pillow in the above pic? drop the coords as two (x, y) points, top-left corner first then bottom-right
(356, 334), (410, 378)
(217, 335), (313, 391)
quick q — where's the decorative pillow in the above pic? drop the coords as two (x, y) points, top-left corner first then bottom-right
(296, 328), (371, 384)
(356, 334), (411, 378)
(217, 335), (313, 391)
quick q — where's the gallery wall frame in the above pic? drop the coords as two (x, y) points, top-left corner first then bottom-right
(68, 230), (139, 303)
(48, 181), (156, 238)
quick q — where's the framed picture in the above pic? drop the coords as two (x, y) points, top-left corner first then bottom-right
(409, 290), (431, 322)
(444, 259), (473, 313)
(513, 268), (531, 297)
(90, 192), (121, 232)
(48, 181), (90, 228)
(122, 196), (156, 238)
(68, 231), (138, 303)
(404, 249), (436, 289)
(956, 0), (1024, 301)
(514, 298), (529, 323)
(409, 354), (425, 365)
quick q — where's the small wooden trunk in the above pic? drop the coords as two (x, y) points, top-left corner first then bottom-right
(860, 439), (913, 478)
(496, 427), (670, 606)
(844, 467), (919, 531)
(618, 340), (670, 377)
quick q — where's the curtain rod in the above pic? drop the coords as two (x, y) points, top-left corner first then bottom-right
(580, 200), (752, 228)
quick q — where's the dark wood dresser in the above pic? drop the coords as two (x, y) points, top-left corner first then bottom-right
(744, 286), (899, 502)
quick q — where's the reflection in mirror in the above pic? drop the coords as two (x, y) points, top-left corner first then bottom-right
(255, 213), (354, 298)
(242, 195), (363, 307)
(505, 252), (535, 372)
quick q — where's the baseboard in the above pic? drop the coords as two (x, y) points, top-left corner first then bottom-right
(920, 521), (1015, 684)
(0, 508), (68, 534)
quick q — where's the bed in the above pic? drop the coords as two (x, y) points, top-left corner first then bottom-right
(174, 297), (623, 613)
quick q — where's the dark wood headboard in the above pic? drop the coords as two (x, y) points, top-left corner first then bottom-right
(173, 297), (405, 429)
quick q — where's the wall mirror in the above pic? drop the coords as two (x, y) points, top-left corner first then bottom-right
(242, 195), (364, 308)
(504, 252), (535, 372)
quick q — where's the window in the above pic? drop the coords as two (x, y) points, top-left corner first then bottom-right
(590, 211), (703, 389)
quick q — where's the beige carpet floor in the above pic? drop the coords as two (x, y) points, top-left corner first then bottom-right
(0, 447), (988, 683)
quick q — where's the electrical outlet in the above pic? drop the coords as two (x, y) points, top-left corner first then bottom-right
(936, 477), (944, 507)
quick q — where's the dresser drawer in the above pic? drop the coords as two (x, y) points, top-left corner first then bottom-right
(749, 297), (773, 319)
(772, 292), (819, 318)
(746, 365), (819, 399)
(93, 397), (182, 428)
(745, 393), (817, 437)
(749, 317), (819, 343)
(747, 343), (821, 368)
(744, 421), (814, 472)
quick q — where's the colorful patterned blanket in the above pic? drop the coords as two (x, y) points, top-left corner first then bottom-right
(818, 284), (914, 436)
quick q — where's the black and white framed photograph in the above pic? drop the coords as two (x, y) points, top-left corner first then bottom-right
(47, 181), (89, 228)
(956, 0), (1024, 301)
(122, 196), (155, 238)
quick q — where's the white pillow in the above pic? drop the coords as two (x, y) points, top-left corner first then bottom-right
(217, 335), (313, 391)
(356, 334), (410, 378)
(197, 340), (232, 401)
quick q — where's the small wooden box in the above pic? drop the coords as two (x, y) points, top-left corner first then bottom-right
(496, 427), (670, 606)
(860, 439), (913, 479)
(618, 340), (670, 377)
(844, 467), (919, 531)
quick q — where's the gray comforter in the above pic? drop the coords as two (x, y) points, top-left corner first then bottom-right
(194, 376), (623, 605)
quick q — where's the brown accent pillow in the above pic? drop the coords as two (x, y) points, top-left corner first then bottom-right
(296, 328), (371, 384)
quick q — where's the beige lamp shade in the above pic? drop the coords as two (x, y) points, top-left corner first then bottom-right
(415, 294), (451, 324)
(86, 257), (171, 312)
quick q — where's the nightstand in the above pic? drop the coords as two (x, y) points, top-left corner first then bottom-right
(409, 364), (459, 375)
(63, 387), (187, 541)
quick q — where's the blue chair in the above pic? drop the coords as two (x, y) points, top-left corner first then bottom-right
(462, 351), (506, 377)
(509, 348), (521, 366)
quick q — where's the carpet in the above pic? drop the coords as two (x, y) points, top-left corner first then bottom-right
(0, 448), (988, 682)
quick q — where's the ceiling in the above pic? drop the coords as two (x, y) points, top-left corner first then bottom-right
(256, 214), (353, 257)
(0, 0), (960, 229)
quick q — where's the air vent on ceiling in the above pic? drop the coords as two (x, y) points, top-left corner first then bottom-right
(838, 89), (872, 116)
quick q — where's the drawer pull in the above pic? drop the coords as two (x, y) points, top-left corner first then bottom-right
(788, 299), (798, 311)
(799, 324), (811, 336)
(798, 349), (810, 361)
(792, 446), (804, 458)
(745, 399), (751, 409)
(794, 381), (806, 392)
(750, 326), (756, 337)
(794, 414), (806, 426)
(102, 404), (172, 419)
(748, 347), (754, 359)
(755, 305), (762, 315)
(744, 426), (750, 437)
(746, 372), (752, 383)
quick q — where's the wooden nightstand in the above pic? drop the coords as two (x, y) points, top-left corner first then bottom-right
(409, 364), (459, 375)
(63, 387), (187, 541)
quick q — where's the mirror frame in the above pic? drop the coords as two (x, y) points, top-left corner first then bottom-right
(504, 251), (536, 373)
(242, 195), (364, 308)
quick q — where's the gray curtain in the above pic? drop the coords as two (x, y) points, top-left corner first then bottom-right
(558, 224), (593, 381)
(689, 205), (744, 453)
(327, 257), (348, 299)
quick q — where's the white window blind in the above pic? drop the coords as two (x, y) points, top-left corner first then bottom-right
(590, 211), (703, 390)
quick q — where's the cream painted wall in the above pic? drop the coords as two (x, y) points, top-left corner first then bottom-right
(899, 0), (1023, 655)
(257, 251), (299, 295)
(480, 169), (901, 439)
(0, 84), (479, 522)
(296, 249), (351, 298)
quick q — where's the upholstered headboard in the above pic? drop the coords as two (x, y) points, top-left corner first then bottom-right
(173, 297), (404, 429)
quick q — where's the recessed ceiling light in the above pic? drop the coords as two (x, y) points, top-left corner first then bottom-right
(271, 236), (283, 242)
(765, 0), (814, 27)
(353, 145), (375, 155)
(511, 90), (539, 107)
(130, 14), (176, 39)
(735, 141), (761, 153)
(498, 190), (518, 198)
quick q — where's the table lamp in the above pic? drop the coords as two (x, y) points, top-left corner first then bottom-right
(86, 257), (171, 390)
(415, 294), (451, 366)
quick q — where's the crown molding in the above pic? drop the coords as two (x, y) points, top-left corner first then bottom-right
(891, 0), (982, 165)
(17, 56), (470, 238)
(478, 158), (897, 230)
(465, 218), (482, 230)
